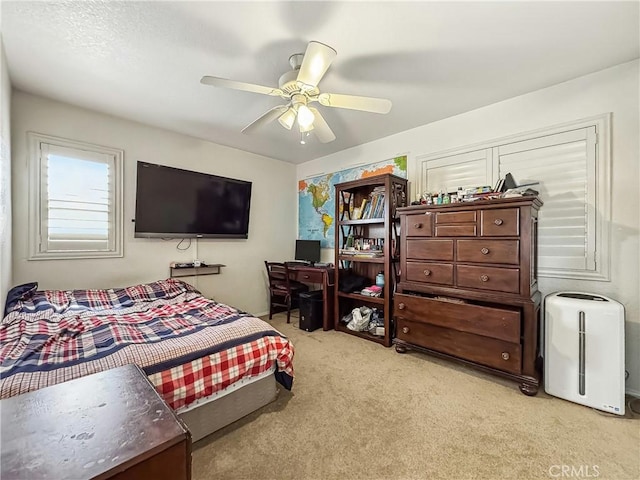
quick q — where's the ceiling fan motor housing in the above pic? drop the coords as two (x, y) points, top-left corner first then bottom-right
(278, 69), (299, 95)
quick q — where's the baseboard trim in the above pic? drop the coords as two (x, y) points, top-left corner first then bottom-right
(626, 388), (640, 398)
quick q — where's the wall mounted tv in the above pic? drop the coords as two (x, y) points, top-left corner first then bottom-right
(134, 162), (252, 239)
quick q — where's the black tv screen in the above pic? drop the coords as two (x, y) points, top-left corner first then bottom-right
(134, 162), (252, 239)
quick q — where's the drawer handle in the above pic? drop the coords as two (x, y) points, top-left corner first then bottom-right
(414, 223), (423, 229)
(494, 219), (504, 226)
(480, 275), (489, 282)
(480, 247), (490, 255)
(303, 275), (310, 279)
(423, 269), (432, 277)
(402, 326), (410, 334)
(398, 303), (406, 310)
(501, 352), (510, 360)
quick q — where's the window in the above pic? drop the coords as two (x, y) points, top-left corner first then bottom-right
(421, 148), (493, 194)
(28, 133), (123, 259)
(497, 128), (597, 273)
(416, 115), (611, 281)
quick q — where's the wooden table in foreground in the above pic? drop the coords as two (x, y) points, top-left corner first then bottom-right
(1, 364), (191, 480)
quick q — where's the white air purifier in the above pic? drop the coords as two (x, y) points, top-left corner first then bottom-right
(544, 292), (625, 415)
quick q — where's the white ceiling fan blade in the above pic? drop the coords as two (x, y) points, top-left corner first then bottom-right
(241, 105), (288, 134)
(308, 108), (336, 143)
(318, 92), (392, 114)
(296, 41), (337, 89)
(201, 76), (283, 97)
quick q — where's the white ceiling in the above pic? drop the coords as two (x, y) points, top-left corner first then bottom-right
(2, 1), (638, 164)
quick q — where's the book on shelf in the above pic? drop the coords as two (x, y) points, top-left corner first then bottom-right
(357, 198), (367, 219)
(361, 198), (372, 219)
(357, 186), (387, 220)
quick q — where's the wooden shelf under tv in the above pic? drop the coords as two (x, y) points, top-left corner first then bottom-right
(169, 264), (225, 278)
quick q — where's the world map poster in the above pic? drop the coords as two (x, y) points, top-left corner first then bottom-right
(298, 156), (407, 248)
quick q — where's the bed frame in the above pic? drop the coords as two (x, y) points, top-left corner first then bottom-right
(177, 374), (278, 442)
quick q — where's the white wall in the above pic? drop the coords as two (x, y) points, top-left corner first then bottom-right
(11, 91), (296, 315)
(0, 38), (12, 309)
(298, 60), (640, 394)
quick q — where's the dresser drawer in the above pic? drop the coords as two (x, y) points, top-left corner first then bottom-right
(481, 208), (519, 236)
(406, 239), (453, 261)
(456, 265), (520, 293)
(435, 225), (477, 237)
(396, 319), (522, 374)
(436, 211), (477, 224)
(405, 213), (433, 237)
(405, 262), (453, 285)
(394, 294), (520, 343)
(457, 240), (520, 265)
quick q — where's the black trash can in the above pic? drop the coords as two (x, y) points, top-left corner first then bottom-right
(298, 290), (323, 332)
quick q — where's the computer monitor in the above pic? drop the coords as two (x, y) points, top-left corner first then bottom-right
(295, 239), (321, 265)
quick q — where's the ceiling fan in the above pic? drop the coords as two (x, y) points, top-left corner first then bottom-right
(200, 41), (392, 144)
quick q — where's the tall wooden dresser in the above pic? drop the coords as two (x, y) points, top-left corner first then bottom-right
(394, 196), (543, 395)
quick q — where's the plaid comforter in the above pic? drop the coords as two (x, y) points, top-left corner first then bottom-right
(0, 279), (294, 409)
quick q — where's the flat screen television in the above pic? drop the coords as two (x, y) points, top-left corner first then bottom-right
(134, 162), (252, 239)
(295, 239), (321, 264)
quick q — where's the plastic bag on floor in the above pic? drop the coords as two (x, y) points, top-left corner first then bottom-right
(368, 309), (385, 336)
(347, 306), (372, 331)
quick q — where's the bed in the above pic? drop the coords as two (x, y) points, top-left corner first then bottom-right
(0, 278), (294, 441)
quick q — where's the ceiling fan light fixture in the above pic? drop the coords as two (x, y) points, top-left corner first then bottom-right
(278, 108), (296, 130)
(297, 104), (315, 129)
(299, 122), (314, 133)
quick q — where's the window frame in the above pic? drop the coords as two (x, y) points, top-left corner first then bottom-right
(28, 132), (124, 260)
(415, 114), (611, 281)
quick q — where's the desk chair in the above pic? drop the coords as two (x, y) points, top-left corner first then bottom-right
(264, 261), (309, 323)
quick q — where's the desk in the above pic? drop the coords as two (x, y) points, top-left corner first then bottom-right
(1, 364), (191, 480)
(287, 264), (335, 331)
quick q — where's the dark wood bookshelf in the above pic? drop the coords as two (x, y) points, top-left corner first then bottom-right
(333, 173), (408, 347)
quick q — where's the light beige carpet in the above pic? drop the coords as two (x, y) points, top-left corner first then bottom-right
(192, 312), (639, 480)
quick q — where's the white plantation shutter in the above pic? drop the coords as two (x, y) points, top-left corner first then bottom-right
(422, 149), (492, 194)
(497, 127), (596, 274)
(41, 144), (114, 252)
(29, 133), (123, 259)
